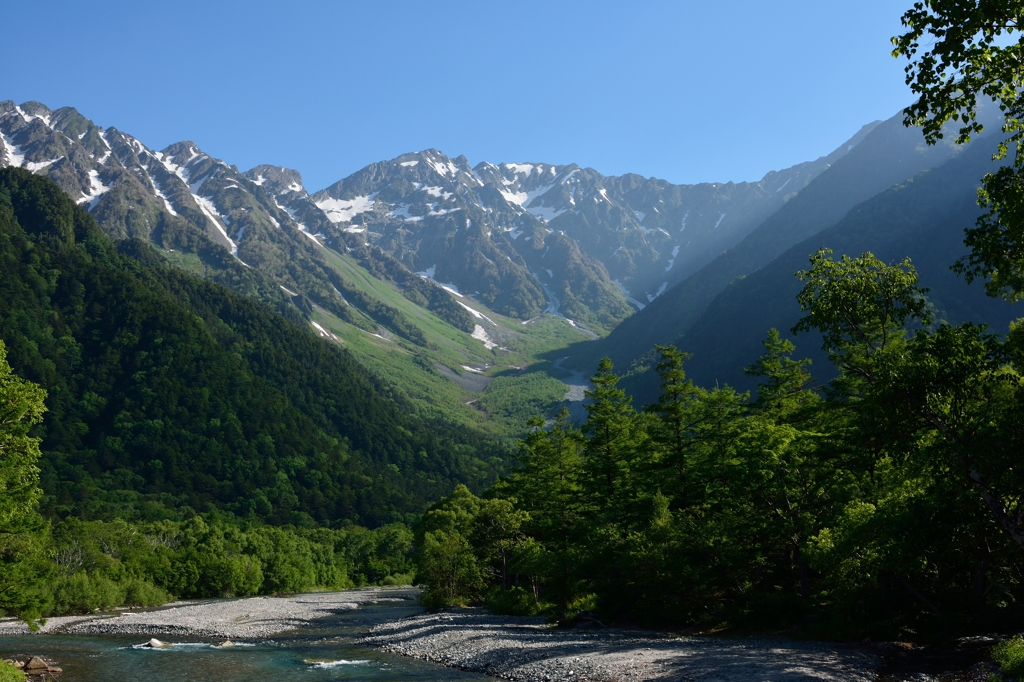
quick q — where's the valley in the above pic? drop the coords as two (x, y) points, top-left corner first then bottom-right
(0, 99), (889, 439)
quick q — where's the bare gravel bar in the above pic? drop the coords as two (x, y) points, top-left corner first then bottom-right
(0, 587), (417, 639)
(362, 610), (878, 682)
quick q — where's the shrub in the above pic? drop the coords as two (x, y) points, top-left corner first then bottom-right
(418, 530), (482, 608)
(50, 573), (123, 614)
(993, 636), (1024, 678)
(0, 661), (25, 682)
(122, 578), (170, 607)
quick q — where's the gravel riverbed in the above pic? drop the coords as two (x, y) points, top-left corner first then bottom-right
(362, 610), (878, 682)
(1, 589), (880, 681)
(0, 587), (417, 639)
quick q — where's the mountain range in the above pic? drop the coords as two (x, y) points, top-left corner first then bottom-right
(0, 100), (874, 336)
(3, 98), (1017, 425)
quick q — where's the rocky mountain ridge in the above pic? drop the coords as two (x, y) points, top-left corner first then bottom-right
(0, 99), (875, 337)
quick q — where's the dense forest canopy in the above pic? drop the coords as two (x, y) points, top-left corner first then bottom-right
(0, 168), (504, 528)
(412, 2), (1024, 633)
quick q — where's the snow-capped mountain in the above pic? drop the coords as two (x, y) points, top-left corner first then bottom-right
(308, 128), (878, 326)
(0, 99), (873, 337)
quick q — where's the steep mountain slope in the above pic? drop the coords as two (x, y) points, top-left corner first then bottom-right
(620, 133), (1021, 401)
(581, 107), (1002, 375)
(311, 129), (876, 330)
(0, 167), (501, 525)
(0, 98), (887, 430)
(0, 100), (875, 336)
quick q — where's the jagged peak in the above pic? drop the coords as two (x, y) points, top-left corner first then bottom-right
(244, 165), (305, 194)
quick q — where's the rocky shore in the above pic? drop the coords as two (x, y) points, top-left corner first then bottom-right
(1, 588), (889, 681)
(362, 610), (878, 682)
(0, 587), (417, 639)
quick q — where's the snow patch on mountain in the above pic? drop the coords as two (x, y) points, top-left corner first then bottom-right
(15, 105), (51, 128)
(528, 205), (567, 222)
(664, 245), (680, 272)
(0, 132), (26, 166)
(457, 301), (496, 325)
(79, 170), (110, 210)
(96, 130), (112, 164)
(391, 204), (422, 222)
(152, 178), (178, 215)
(25, 157), (62, 172)
(192, 193), (241, 259)
(471, 324), (498, 350)
(416, 265), (463, 297)
(400, 160), (419, 167)
(428, 158), (460, 178)
(311, 321), (341, 342)
(317, 194), (378, 223)
(499, 182), (565, 222)
(504, 163), (535, 176)
(646, 281), (669, 303)
(713, 213), (726, 230)
(423, 186), (453, 199)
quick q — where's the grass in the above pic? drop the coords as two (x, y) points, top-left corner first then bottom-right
(0, 661), (25, 682)
(308, 246), (595, 439)
(992, 636), (1024, 680)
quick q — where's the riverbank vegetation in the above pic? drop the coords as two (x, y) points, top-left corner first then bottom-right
(415, 248), (1024, 638)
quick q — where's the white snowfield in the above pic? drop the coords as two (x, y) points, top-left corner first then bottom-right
(316, 193), (378, 223)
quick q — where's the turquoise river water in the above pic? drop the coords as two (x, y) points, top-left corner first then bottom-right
(0, 600), (489, 681)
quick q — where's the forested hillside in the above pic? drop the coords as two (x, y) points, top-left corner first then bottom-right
(577, 104), (1003, 378)
(416, 253), (1024, 638)
(624, 131), (1022, 399)
(0, 167), (503, 528)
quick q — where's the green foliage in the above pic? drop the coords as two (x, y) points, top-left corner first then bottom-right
(892, 0), (1024, 151)
(0, 340), (49, 624)
(477, 373), (568, 434)
(0, 661), (25, 682)
(0, 167), (501, 527)
(893, 0), (1024, 302)
(33, 514), (416, 616)
(993, 636), (1024, 678)
(793, 248), (930, 376)
(418, 530), (483, 608)
(412, 246), (1024, 635)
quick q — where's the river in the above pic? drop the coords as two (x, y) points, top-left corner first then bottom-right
(0, 599), (489, 681)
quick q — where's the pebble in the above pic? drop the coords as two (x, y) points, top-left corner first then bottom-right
(0, 587), (417, 639)
(361, 609), (879, 682)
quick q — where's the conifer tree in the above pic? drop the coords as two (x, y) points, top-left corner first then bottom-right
(0, 340), (49, 623)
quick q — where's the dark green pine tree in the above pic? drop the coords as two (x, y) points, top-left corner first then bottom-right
(581, 358), (640, 522)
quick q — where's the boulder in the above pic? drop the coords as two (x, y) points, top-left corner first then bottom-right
(24, 657), (48, 671)
(145, 638), (170, 648)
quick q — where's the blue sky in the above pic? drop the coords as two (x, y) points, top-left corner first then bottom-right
(3, 0), (912, 191)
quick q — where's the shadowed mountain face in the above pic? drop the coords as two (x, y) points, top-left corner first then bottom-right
(0, 100), (874, 336)
(669, 136), (1023, 396)
(575, 104), (1005, 378)
(309, 130), (875, 331)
